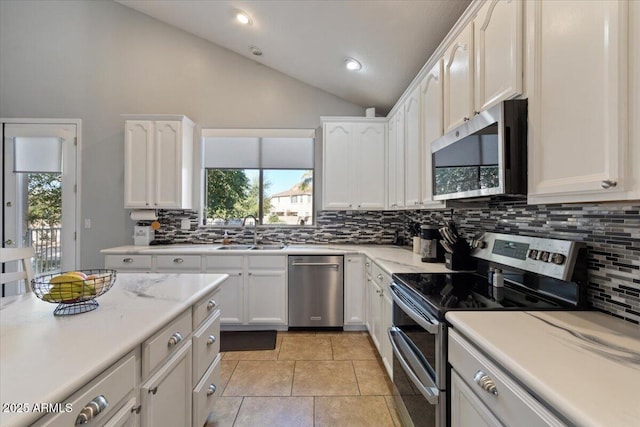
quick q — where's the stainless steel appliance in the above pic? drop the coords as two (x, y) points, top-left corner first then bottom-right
(431, 100), (527, 201)
(389, 232), (588, 427)
(288, 255), (344, 327)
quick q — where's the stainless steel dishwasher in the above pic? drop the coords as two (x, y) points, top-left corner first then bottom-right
(288, 255), (344, 327)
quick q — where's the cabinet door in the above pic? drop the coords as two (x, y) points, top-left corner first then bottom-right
(141, 342), (192, 427)
(393, 109), (406, 208)
(209, 270), (243, 324)
(247, 270), (287, 324)
(421, 61), (446, 208)
(354, 123), (386, 210)
(323, 123), (354, 209)
(124, 121), (153, 208)
(404, 87), (422, 208)
(387, 112), (398, 209)
(450, 370), (502, 427)
(474, 0), (523, 112)
(528, 0), (628, 202)
(154, 121), (183, 208)
(444, 24), (474, 132)
(104, 396), (139, 427)
(381, 290), (393, 378)
(368, 279), (383, 351)
(344, 255), (365, 325)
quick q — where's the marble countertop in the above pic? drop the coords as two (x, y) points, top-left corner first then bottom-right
(101, 244), (455, 275)
(446, 311), (640, 427)
(0, 273), (227, 427)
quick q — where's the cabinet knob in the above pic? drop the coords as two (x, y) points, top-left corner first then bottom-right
(148, 386), (158, 395)
(75, 395), (108, 425)
(123, 258), (133, 264)
(207, 335), (217, 346)
(167, 332), (183, 347)
(130, 404), (142, 414)
(207, 300), (217, 311)
(365, 262), (370, 267)
(463, 117), (470, 122)
(474, 111), (480, 116)
(377, 274), (383, 280)
(207, 384), (217, 396)
(474, 370), (498, 396)
(173, 258), (184, 264)
(601, 180), (617, 189)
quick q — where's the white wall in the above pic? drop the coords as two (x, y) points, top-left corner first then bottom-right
(0, 0), (364, 268)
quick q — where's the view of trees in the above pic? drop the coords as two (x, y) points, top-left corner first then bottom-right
(27, 173), (62, 227)
(205, 170), (272, 223)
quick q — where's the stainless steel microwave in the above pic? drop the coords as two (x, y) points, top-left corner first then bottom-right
(431, 99), (527, 201)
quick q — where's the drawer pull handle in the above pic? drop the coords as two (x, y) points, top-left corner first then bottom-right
(207, 300), (217, 311)
(123, 258), (133, 264)
(173, 258), (184, 264)
(207, 384), (217, 396)
(74, 395), (108, 425)
(167, 332), (183, 347)
(131, 404), (142, 414)
(474, 370), (498, 396)
(149, 386), (158, 395)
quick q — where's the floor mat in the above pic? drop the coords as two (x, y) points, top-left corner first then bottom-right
(220, 330), (277, 352)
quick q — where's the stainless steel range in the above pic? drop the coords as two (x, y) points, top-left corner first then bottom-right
(388, 232), (589, 427)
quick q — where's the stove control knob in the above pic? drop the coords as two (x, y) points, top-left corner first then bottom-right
(539, 251), (550, 262)
(527, 249), (539, 260)
(550, 253), (566, 265)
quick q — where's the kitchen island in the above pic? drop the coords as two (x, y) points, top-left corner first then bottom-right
(0, 273), (227, 427)
(446, 310), (640, 427)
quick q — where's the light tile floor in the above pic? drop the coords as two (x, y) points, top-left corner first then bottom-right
(205, 331), (401, 427)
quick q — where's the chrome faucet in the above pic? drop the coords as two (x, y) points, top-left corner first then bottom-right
(242, 215), (259, 245)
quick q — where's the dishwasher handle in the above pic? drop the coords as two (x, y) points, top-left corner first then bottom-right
(290, 262), (341, 267)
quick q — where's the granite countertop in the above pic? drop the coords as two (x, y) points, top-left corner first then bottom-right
(445, 310), (640, 427)
(0, 273), (227, 427)
(101, 244), (455, 275)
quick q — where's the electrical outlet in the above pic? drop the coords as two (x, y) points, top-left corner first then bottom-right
(84, 219), (91, 229)
(180, 219), (191, 230)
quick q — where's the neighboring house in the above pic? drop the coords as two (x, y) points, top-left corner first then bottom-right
(270, 184), (313, 225)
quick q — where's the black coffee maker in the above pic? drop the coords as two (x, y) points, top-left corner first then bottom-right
(420, 225), (444, 262)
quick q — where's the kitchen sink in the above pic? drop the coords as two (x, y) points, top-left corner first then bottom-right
(252, 244), (287, 250)
(215, 244), (286, 251)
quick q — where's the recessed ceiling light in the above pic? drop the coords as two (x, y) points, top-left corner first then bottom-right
(345, 57), (362, 71)
(234, 9), (252, 25)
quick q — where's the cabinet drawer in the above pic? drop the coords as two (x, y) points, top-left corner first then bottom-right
(33, 351), (138, 427)
(105, 254), (152, 270)
(371, 262), (390, 287)
(193, 310), (221, 382)
(193, 289), (220, 328)
(204, 255), (244, 270)
(448, 329), (563, 426)
(155, 254), (201, 271)
(143, 309), (193, 378)
(193, 354), (222, 427)
(248, 255), (286, 269)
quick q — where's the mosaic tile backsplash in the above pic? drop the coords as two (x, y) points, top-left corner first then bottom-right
(148, 201), (640, 324)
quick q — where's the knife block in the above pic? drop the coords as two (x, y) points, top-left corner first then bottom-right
(445, 253), (477, 271)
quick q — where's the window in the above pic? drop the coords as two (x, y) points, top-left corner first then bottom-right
(202, 129), (315, 226)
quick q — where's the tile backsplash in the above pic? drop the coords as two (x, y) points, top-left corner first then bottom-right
(148, 201), (640, 324)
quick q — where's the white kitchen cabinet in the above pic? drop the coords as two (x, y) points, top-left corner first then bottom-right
(344, 254), (366, 327)
(420, 60), (446, 208)
(210, 271), (244, 324)
(404, 86), (422, 208)
(449, 329), (564, 427)
(381, 289), (393, 377)
(443, 24), (474, 132)
(322, 119), (387, 210)
(367, 261), (393, 378)
(105, 254), (152, 272)
(367, 277), (383, 351)
(527, 0), (633, 203)
(141, 341), (192, 427)
(123, 115), (194, 209)
(103, 396), (140, 427)
(387, 110), (405, 209)
(474, 0), (523, 112)
(247, 269), (287, 324)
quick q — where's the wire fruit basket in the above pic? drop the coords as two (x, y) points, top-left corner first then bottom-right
(31, 269), (117, 316)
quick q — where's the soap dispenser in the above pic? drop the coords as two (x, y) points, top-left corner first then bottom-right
(222, 230), (230, 245)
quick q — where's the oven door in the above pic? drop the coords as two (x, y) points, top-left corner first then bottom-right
(390, 283), (447, 427)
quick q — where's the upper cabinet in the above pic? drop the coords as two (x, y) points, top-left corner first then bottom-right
(443, 24), (475, 133)
(420, 60), (446, 208)
(322, 119), (387, 210)
(124, 115), (194, 209)
(474, 0), (523, 112)
(404, 87), (422, 208)
(527, 0), (638, 203)
(387, 110), (405, 209)
(443, 0), (523, 133)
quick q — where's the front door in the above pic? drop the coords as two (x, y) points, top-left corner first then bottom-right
(2, 120), (79, 296)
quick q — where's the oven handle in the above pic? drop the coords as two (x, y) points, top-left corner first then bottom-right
(388, 326), (440, 405)
(390, 284), (439, 334)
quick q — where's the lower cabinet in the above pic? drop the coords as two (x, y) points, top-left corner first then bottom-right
(366, 260), (393, 378)
(103, 396), (140, 427)
(450, 370), (502, 427)
(247, 269), (287, 324)
(344, 255), (366, 326)
(141, 342), (193, 427)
